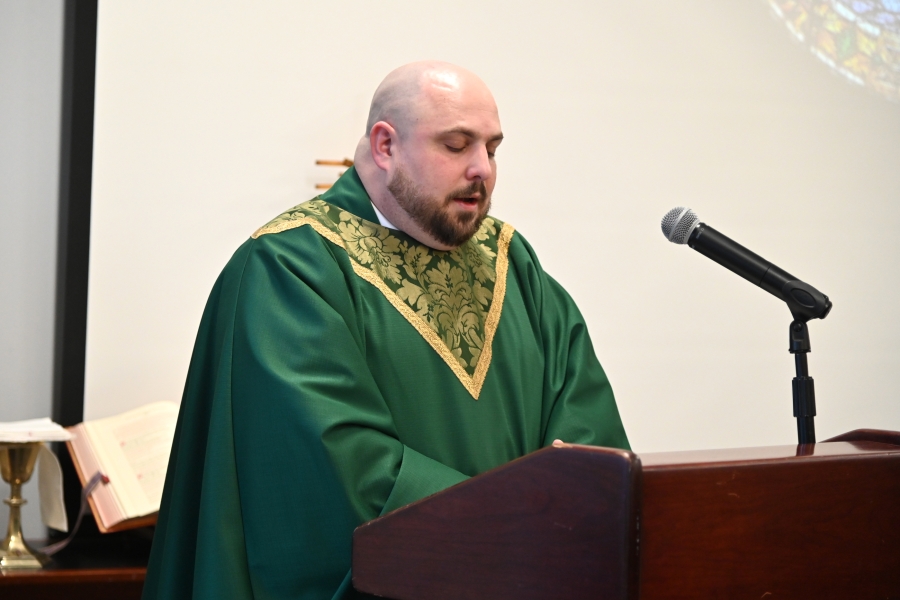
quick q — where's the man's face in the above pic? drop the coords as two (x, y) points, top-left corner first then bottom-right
(387, 80), (503, 247)
(387, 166), (490, 248)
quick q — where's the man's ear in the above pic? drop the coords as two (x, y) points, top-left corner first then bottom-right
(369, 121), (396, 172)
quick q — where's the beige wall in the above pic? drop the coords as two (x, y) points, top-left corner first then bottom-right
(87, 1), (900, 451)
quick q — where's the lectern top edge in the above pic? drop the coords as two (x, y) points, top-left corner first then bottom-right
(640, 437), (899, 469)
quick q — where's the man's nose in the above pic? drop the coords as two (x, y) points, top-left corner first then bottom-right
(466, 145), (492, 182)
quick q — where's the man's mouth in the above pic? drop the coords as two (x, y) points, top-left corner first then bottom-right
(446, 181), (488, 212)
(452, 195), (481, 208)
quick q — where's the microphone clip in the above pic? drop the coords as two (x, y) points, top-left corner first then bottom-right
(782, 280), (832, 324)
(788, 320), (816, 445)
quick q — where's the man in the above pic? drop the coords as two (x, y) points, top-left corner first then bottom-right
(143, 61), (628, 600)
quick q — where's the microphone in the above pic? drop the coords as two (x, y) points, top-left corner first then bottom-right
(661, 207), (832, 322)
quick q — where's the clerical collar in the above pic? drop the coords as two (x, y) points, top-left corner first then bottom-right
(370, 202), (397, 230)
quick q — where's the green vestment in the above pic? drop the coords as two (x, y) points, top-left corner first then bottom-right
(142, 168), (629, 600)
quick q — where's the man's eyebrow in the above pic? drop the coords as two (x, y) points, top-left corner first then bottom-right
(439, 127), (504, 142)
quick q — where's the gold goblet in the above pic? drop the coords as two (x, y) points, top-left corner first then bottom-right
(0, 442), (49, 569)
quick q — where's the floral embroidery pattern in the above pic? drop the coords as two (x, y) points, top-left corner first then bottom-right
(252, 200), (514, 398)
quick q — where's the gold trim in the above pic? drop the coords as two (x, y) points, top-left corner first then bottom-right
(350, 263), (478, 396)
(253, 217), (307, 239)
(253, 216), (344, 246)
(253, 217), (515, 400)
(469, 223), (514, 397)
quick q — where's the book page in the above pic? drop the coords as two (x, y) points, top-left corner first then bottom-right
(68, 424), (128, 530)
(83, 401), (179, 519)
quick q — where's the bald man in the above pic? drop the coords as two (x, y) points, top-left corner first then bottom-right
(143, 62), (628, 600)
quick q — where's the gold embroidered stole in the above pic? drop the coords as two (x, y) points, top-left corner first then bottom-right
(252, 200), (514, 399)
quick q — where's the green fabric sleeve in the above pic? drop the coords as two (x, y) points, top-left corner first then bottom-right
(506, 233), (629, 451)
(381, 445), (469, 515)
(143, 245), (257, 600)
(538, 272), (630, 450)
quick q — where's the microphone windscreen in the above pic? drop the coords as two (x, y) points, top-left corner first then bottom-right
(661, 207), (699, 245)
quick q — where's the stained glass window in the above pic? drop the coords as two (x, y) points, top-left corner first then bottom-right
(768, 0), (900, 102)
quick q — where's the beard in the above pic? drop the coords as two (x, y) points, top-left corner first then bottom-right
(387, 167), (491, 248)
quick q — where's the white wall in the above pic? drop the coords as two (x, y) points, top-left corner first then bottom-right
(0, 0), (64, 539)
(87, 1), (900, 451)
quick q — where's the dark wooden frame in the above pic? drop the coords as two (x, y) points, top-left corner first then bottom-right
(52, 0), (98, 531)
(53, 0), (96, 426)
(53, 0), (96, 428)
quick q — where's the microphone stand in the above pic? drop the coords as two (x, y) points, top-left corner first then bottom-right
(789, 320), (816, 444)
(660, 209), (832, 445)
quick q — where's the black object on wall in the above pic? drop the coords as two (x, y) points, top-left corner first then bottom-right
(52, 0), (98, 535)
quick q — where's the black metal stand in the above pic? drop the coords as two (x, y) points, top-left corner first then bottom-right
(789, 321), (816, 444)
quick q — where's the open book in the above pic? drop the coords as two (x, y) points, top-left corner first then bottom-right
(66, 402), (179, 533)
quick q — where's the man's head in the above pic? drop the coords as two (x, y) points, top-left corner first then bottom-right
(354, 61), (503, 250)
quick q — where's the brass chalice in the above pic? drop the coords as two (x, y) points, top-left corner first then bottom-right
(0, 442), (49, 569)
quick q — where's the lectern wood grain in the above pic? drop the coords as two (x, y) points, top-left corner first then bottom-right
(639, 440), (900, 598)
(353, 445), (640, 600)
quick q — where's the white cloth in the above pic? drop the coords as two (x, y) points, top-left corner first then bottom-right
(371, 201), (397, 229)
(0, 418), (71, 443)
(37, 444), (68, 532)
(0, 418), (71, 532)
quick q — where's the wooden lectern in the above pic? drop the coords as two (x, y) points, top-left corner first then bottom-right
(353, 430), (900, 599)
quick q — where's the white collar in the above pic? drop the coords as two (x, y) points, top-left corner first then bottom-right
(370, 201), (397, 230)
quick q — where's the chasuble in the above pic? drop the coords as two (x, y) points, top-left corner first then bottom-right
(142, 167), (629, 600)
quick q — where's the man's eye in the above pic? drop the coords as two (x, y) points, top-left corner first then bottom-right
(445, 145), (464, 153)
